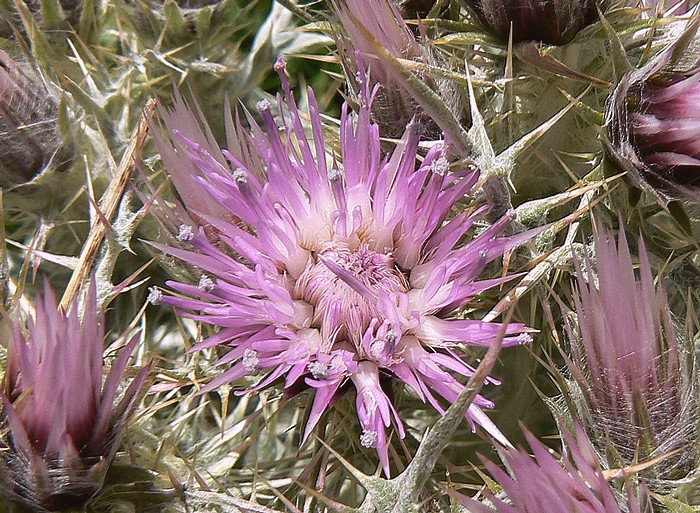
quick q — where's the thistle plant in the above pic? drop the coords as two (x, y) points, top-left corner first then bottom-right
(0, 0), (698, 510)
(147, 58), (538, 475)
(0, 282), (150, 512)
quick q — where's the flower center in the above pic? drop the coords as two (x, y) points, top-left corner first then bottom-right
(295, 245), (407, 346)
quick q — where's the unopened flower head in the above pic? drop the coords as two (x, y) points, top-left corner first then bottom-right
(395, 0), (437, 17)
(334, 0), (464, 140)
(0, 282), (150, 511)
(465, 0), (600, 45)
(150, 59), (537, 475)
(455, 424), (650, 513)
(0, 50), (66, 187)
(605, 24), (700, 204)
(565, 224), (696, 484)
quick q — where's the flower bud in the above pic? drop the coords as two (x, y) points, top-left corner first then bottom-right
(334, 0), (465, 140)
(0, 51), (65, 187)
(0, 282), (150, 511)
(606, 65), (700, 203)
(465, 0), (600, 45)
(564, 224), (697, 487)
(455, 424), (651, 513)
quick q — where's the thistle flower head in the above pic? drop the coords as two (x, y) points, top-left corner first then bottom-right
(605, 27), (700, 203)
(564, 223), (696, 484)
(150, 60), (537, 475)
(0, 283), (150, 511)
(455, 424), (649, 513)
(0, 51), (65, 187)
(465, 0), (600, 45)
(334, 0), (464, 139)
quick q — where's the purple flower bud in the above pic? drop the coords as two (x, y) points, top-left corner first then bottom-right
(607, 67), (700, 202)
(0, 51), (66, 187)
(564, 224), (696, 485)
(455, 424), (650, 513)
(605, 21), (700, 204)
(465, 0), (601, 45)
(334, 0), (465, 139)
(0, 282), (150, 511)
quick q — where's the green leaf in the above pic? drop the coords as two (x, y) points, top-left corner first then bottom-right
(430, 31), (499, 47)
(627, 185), (642, 208)
(196, 5), (213, 35)
(492, 89), (579, 179)
(163, 0), (187, 37)
(465, 64), (495, 169)
(13, 0), (59, 65)
(78, 0), (97, 41)
(39, 0), (62, 30)
(57, 94), (72, 138)
(596, 7), (632, 82)
(56, 72), (114, 139)
(669, 14), (700, 68)
(667, 201), (693, 238)
(652, 493), (699, 513)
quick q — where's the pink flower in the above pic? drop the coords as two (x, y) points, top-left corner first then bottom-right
(0, 282), (150, 511)
(150, 59), (537, 475)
